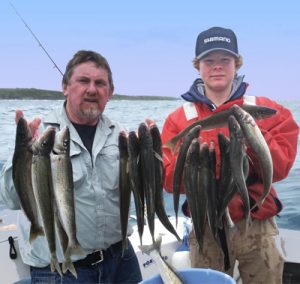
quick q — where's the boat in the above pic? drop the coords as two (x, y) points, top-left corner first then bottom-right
(0, 158), (299, 283)
(1, 208), (300, 284)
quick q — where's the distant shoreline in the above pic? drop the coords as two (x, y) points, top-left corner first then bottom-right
(0, 88), (178, 101)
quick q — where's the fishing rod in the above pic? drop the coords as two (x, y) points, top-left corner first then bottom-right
(9, 1), (63, 76)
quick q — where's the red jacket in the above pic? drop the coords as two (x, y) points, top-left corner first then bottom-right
(161, 95), (299, 222)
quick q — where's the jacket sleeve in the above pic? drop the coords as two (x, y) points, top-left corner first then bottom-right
(247, 97), (299, 182)
(0, 156), (21, 210)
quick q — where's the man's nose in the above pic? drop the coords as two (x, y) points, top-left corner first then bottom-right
(87, 82), (97, 93)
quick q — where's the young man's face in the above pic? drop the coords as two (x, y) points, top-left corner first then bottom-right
(62, 61), (113, 125)
(199, 50), (236, 93)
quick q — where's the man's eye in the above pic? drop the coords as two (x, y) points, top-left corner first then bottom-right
(96, 81), (106, 86)
(78, 78), (89, 84)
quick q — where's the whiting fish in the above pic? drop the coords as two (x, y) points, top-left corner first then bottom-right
(184, 138), (203, 251)
(197, 143), (211, 252)
(207, 141), (219, 243)
(173, 125), (201, 227)
(139, 236), (183, 284)
(232, 105), (273, 209)
(53, 201), (77, 278)
(217, 132), (234, 227)
(12, 117), (44, 243)
(51, 126), (84, 276)
(31, 126), (62, 276)
(138, 123), (156, 244)
(150, 124), (181, 242)
(228, 115), (251, 231)
(118, 131), (131, 254)
(127, 131), (144, 246)
(164, 104), (277, 153)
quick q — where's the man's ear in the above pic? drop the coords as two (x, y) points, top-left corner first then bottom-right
(62, 83), (68, 97)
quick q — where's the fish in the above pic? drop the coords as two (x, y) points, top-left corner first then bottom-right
(196, 143), (211, 252)
(228, 115), (251, 230)
(217, 132), (234, 227)
(12, 116), (44, 243)
(139, 236), (183, 284)
(127, 131), (144, 246)
(164, 104), (277, 153)
(53, 201), (77, 278)
(138, 123), (156, 244)
(51, 126), (84, 275)
(184, 138), (205, 251)
(150, 124), (181, 242)
(232, 105), (273, 209)
(118, 131), (131, 254)
(31, 126), (62, 276)
(207, 141), (219, 243)
(173, 125), (201, 227)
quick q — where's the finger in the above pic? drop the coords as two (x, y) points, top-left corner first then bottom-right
(145, 118), (156, 127)
(29, 117), (41, 137)
(15, 109), (24, 124)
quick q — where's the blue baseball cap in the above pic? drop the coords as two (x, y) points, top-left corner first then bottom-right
(195, 27), (239, 59)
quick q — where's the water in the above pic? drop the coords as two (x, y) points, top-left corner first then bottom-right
(0, 99), (299, 230)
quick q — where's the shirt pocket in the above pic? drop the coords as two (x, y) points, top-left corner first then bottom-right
(98, 144), (119, 190)
(70, 151), (88, 189)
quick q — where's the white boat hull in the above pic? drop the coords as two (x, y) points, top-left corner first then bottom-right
(1, 210), (300, 283)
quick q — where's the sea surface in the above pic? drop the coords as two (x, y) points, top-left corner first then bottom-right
(0, 99), (299, 230)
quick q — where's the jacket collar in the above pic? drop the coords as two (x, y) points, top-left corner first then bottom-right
(181, 75), (248, 109)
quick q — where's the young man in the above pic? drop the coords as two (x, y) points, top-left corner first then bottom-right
(161, 27), (299, 283)
(0, 50), (142, 283)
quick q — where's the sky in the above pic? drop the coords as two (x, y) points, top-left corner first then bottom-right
(1, 0), (300, 100)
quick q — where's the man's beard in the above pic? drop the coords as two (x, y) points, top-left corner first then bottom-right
(79, 105), (100, 121)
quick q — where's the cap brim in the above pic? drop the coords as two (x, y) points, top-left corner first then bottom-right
(196, 48), (239, 59)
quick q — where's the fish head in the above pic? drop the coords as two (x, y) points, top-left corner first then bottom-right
(15, 117), (33, 148)
(53, 126), (70, 155)
(118, 131), (128, 158)
(231, 104), (256, 126)
(138, 123), (153, 148)
(228, 115), (244, 141)
(32, 126), (56, 155)
(127, 131), (140, 156)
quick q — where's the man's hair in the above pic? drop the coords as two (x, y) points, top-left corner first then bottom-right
(192, 55), (243, 70)
(62, 50), (114, 91)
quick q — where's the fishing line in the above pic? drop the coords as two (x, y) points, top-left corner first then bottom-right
(9, 1), (63, 76)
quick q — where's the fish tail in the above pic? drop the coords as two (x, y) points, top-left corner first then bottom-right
(139, 236), (162, 256)
(50, 255), (62, 276)
(29, 225), (44, 243)
(163, 140), (176, 154)
(250, 197), (265, 211)
(62, 259), (78, 278)
(122, 238), (129, 257)
(138, 234), (143, 247)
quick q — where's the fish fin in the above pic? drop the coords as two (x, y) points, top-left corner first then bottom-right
(65, 242), (85, 259)
(162, 140), (177, 155)
(29, 225), (44, 243)
(62, 259), (77, 278)
(153, 150), (163, 162)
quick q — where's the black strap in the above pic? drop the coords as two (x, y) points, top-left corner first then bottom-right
(8, 236), (17, 259)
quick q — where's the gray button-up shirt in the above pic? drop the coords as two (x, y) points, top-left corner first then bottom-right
(0, 105), (132, 267)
